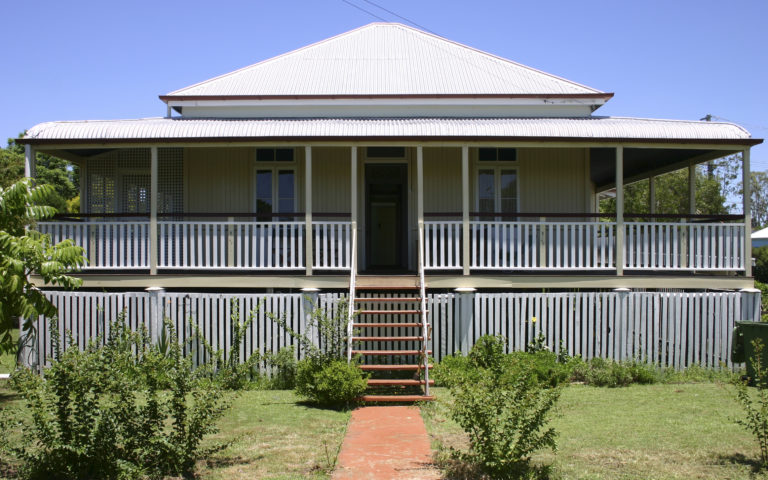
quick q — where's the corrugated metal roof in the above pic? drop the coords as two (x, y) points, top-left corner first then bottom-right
(165, 23), (604, 98)
(753, 227), (768, 240)
(22, 117), (755, 143)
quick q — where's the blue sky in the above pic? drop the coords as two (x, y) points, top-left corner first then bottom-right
(2, 0), (766, 170)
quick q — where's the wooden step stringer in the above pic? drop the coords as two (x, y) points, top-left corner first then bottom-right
(349, 276), (433, 403)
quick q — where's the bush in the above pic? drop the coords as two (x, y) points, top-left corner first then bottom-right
(4, 316), (230, 479)
(435, 335), (569, 390)
(447, 338), (560, 477)
(264, 345), (298, 390)
(569, 357), (660, 387)
(273, 299), (368, 408)
(469, 335), (506, 370)
(295, 357), (368, 407)
(754, 247), (768, 285)
(733, 338), (768, 467)
(507, 350), (571, 388)
(432, 353), (473, 388)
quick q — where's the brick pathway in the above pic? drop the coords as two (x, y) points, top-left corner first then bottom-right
(333, 406), (441, 480)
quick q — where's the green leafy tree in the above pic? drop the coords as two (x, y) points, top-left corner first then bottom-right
(601, 166), (729, 216)
(2, 136), (80, 213)
(750, 171), (768, 229)
(0, 179), (86, 355)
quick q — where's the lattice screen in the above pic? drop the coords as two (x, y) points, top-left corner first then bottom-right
(158, 148), (183, 215)
(86, 148), (183, 215)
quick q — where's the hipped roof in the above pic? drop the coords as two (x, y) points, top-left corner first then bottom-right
(162, 23), (610, 101)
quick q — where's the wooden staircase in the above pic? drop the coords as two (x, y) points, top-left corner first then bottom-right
(351, 275), (434, 402)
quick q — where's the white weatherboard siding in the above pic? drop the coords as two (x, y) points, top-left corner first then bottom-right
(184, 147), (305, 214)
(520, 148), (592, 213)
(23, 117), (753, 143)
(165, 23), (603, 98)
(179, 145), (592, 223)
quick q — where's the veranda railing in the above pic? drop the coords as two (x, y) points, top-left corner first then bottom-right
(423, 213), (746, 272)
(39, 213), (353, 271)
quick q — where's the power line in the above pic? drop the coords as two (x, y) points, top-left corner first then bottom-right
(340, 0), (388, 22)
(358, 0), (437, 35)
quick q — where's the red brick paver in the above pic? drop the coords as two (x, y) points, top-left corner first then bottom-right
(333, 406), (440, 480)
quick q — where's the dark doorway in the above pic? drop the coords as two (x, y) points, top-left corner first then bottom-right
(365, 164), (408, 271)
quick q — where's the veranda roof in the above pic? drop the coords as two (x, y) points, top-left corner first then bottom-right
(19, 116), (758, 145)
(162, 23), (608, 100)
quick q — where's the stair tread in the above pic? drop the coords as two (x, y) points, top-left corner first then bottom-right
(353, 336), (423, 341)
(367, 379), (435, 386)
(359, 364), (433, 371)
(353, 322), (424, 328)
(352, 350), (431, 355)
(359, 395), (435, 402)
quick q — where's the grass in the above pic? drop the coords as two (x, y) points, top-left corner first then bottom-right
(195, 390), (350, 479)
(1, 374), (764, 479)
(0, 330), (19, 374)
(0, 384), (350, 480)
(422, 384), (766, 480)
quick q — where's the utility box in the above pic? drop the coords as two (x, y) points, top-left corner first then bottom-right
(732, 321), (768, 383)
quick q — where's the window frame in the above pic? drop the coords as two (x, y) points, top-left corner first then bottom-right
(252, 149), (297, 220)
(475, 166), (519, 216)
(474, 147), (520, 219)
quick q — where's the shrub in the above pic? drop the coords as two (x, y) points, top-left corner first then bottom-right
(733, 338), (768, 467)
(469, 335), (506, 370)
(264, 345), (298, 390)
(4, 316), (230, 479)
(755, 280), (768, 322)
(272, 299), (368, 408)
(432, 352), (473, 388)
(190, 299), (263, 390)
(507, 350), (571, 388)
(296, 357), (368, 407)
(569, 357), (660, 387)
(448, 339), (560, 477)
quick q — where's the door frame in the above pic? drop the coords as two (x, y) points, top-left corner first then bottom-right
(363, 162), (409, 272)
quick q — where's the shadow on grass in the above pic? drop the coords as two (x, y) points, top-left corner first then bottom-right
(712, 452), (764, 474)
(0, 391), (21, 404)
(435, 450), (553, 480)
(203, 454), (263, 469)
(294, 399), (358, 412)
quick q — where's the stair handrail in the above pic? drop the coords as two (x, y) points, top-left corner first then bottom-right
(417, 220), (430, 396)
(346, 221), (357, 363)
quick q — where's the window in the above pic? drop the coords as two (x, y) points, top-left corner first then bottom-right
(367, 146), (406, 158)
(254, 148), (296, 219)
(121, 174), (150, 214)
(478, 147), (517, 162)
(477, 168), (518, 215)
(256, 148), (294, 162)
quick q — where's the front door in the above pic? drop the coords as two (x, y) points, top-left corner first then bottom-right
(365, 164), (408, 271)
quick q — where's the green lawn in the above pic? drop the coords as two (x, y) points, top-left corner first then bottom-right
(0, 330), (18, 374)
(0, 385), (349, 480)
(195, 390), (350, 480)
(1, 380), (764, 479)
(422, 384), (765, 480)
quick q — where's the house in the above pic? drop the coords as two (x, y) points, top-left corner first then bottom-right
(753, 227), (768, 248)
(19, 23), (763, 400)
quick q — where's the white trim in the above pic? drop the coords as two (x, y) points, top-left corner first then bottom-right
(168, 97), (606, 108)
(252, 167), (297, 216)
(474, 165), (520, 215)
